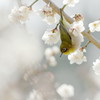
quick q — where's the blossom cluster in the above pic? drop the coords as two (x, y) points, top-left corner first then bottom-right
(70, 21), (85, 37)
(37, 4), (57, 25)
(27, 83), (74, 100)
(42, 29), (60, 45)
(8, 6), (32, 24)
(68, 49), (87, 64)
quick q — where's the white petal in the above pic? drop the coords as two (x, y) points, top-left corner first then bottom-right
(68, 49), (87, 64)
(57, 84), (74, 98)
(42, 29), (60, 45)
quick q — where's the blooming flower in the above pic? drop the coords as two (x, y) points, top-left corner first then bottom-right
(89, 20), (100, 32)
(69, 28), (80, 37)
(68, 49), (87, 64)
(42, 29), (60, 45)
(37, 4), (57, 24)
(92, 57), (100, 75)
(8, 6), (32, 23)
(69, 28), (84, 45)
(63, 0), (79, 7)
(70, 21), (85, 34)
(57, 84), (74, 98)
(69, 21), (85, 45)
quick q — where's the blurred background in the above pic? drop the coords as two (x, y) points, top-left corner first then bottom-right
(0, 0), (100, 100)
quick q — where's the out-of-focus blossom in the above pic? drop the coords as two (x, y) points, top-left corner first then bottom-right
(89, 20), (100, 32)
(47, 56), (57, 67)
(92, 57), (100, 75)
(44, 46), (60, 67)
(63, 0), (79, 7)
(0, 25), (42, 91)
(68, 49), (87, 64)
(52, 46), (60, 55)
(8, 6), (32, 24)
(45, 46), (60, 58)
(57, 84), (74, 98)
(27, 90), (43, 100)
(42, 29), (60, 45)
(37, 4), (57, 25)
(93, 92), (100, 100)
(45, 48), (53, 58)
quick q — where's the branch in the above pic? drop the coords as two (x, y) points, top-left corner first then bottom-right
(42, 0), (100, 49)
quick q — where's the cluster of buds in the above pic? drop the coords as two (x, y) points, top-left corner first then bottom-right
(73, 14), (84, 22)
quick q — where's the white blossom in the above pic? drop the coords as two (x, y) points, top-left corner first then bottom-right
(37, 4), (57, 24)
(92, 57), (100, 75)
(69, 28), (80, 37)
(89, 20), (100, 32)
(45, 46), (60, 58)
(69, 21), (85, 45)
(78, 33), (84, 42)
(68, 49), (87, 64)
(27, 90), (43, 100)
(44, 46), (60, 67)
(44, 48), (53, 58)
(63, 0), (79, 7)
(42, 29), (60, 45)
(8, 6), (32, 23)
(63, 20), (84, 50)
(57, 84), (74, 98)
(70, 30), (84, 45)
(70, 21), (85, 35)
(47, 56), (57, 67)
(52, 46), (60, 55)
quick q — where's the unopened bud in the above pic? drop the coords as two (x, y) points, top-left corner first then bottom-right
(73, 14), (84, 22)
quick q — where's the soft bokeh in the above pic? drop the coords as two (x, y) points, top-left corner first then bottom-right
(0, 0), (100, 100)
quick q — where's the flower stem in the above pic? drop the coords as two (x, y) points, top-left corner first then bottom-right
(61, 4), (67, 11)
(29, 0), (39, 8)
(54, 22), (60, 29)
(81, 41), (91, 50)
(54, 5), (67, 30)
(88, 30), (91, 34)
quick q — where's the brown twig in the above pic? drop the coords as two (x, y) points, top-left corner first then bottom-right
(80, 41), (91, 50)
(29, 0), (39, 8)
